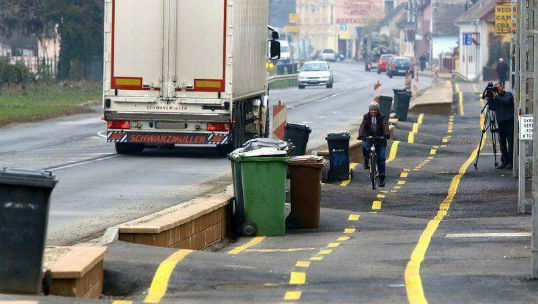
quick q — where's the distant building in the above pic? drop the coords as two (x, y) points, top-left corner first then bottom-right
(455, 0), (496, 80)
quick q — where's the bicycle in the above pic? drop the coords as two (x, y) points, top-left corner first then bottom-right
(364, 136), (384, 190)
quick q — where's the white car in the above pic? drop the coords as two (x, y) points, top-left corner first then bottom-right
(298, 61), (333, 89)
(319, 49), (337, 61)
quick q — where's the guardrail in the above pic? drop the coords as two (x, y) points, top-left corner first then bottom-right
(268, 74), (298, 84)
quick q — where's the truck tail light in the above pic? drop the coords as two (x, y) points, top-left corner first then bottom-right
(107, 120), (131, 129)
(207, 122), (230, 132)
(410, 65), (414, 70)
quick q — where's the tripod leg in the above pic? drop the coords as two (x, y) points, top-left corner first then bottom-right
(474, 130), (486, 169)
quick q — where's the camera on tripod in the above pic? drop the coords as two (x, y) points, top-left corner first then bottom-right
(482, 82), (498, 100)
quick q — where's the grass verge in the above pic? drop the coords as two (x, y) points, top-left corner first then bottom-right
(0, 82), (101, 127)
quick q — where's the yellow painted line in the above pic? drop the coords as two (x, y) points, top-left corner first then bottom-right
(430, 149), (437, 155)
(455, 83), (460, 92)
(433, 145), (439, 149)
(112, 301), (132, 304)
(348, 214), (360, 221)
(372, 200), (382, 210)
(459, 91), (464, 116)
(417, 113), (424, 124)
(442, 137), (448, 143)
(318, 249), (333, 255)
(427, 156), (434, 160)
(246, 248), (315, 253)
(369, 211), (378, 214)
(310, 256), (323, 261)
(377, 194), (386, 199)
(338, 236), (350, 241)
(412, 123), (419, 133)
(381, 190), (389, 193)
(228, 236), (266, 255)
(400, 172), (408, 178)
(404, 140), (483, 304)
(408, 132), (415, 144)
(327, 242), (340, 248)
(386, 141), (400, 163)
(295, 261), (311, 268)
(285, 291), (302, 300)
(404, 168), (411, 172)
(144, 249), (193, 303)
(398, 180), (406, 185)
(289, 272), (306, 285)
(394, 186), (402, 189)
(344, 228), (356, 234)
(340, 163), (359, 187)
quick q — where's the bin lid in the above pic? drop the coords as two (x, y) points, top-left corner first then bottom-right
(393, 88), (408, 92)
(285, 123), (312, 133)
(0, 168), (58, 189)
(231, 147), (288, 162)
(379, 95), (393, 101)
(288, 155), (327, 168)
(242, 138), (291, 152)
(325, 132), (350, 140)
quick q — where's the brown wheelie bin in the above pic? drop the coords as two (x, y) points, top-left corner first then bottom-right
(286, 156), (327, 229)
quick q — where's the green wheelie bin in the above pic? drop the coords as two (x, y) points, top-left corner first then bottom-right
(234, 154), (288, 236)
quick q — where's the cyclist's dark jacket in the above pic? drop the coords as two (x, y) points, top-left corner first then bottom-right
(359, 113), (390, 146)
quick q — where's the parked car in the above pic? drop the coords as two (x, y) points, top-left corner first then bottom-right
(319, 49), (337, 61)
(297, 61), (334, 89)
(386, 56), (415, 78)
(377, 54), (396, 73)
(310, 50), (322, 60)
(365, 60), (378, 72)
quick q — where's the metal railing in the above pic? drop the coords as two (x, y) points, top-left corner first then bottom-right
(268, 74), (298, 84)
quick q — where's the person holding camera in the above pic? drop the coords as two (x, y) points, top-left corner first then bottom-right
(490, 82), (514, 169)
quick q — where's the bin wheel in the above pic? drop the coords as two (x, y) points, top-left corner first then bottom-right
(350, 168), (354, 180)
(286, 214), (301, 230)
(242, 222), (257, 237)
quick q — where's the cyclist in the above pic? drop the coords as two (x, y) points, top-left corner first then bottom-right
(358, 102), (391, 187)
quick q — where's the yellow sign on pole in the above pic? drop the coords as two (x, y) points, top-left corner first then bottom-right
(289, 13), (299, 24)
(285, 26), (300, 33)
(495, 2), (517, 34)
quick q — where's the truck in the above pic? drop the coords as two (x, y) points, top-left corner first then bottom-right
(103, 0), (280, 155)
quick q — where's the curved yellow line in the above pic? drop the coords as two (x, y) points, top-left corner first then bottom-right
(228, 236), (266, 255)
(386, 141), (400, 163)
(144, 249), (193, 303)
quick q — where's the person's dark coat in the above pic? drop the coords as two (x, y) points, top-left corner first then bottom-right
(359, 113), (390, 146)
(496, 63), (508, 82)
(492, 91), (514, 123)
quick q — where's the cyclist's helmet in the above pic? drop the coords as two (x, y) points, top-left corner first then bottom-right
(369, 102), (380, 111)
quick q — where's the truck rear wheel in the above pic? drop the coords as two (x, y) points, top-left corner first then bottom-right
(115, 143), (145, 154)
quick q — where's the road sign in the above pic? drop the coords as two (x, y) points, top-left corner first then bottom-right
(289, 13), (299, 24)
(462, 32), (472, 46)
(285, 26), (300, 33)
(495, 1), (517, 34)
(520, 115), (533, 141)
(339, 23), (347, 31)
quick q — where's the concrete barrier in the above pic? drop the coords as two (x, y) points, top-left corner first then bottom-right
(409, 80), (453, 115)
(43, 246), (106, 298)
(117, 193), (232, 250)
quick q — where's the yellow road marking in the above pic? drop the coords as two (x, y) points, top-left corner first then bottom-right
(430, 149), (437, 155)
(442, 137), (448, 143)
(408, 132), (415, 144)
(112, 301), (132, 304)
(296, 261), (311, 268)
(228, 236), (266, 255)
(394, 186), (402, 189)
(404, 168), (411, 172)
(381, 190), (389, 193)
(246, 248), (315, 253)
(289, 272), (306, 285)
(348, 214), (360, 221)
(372, 200), (382, 210)
(318, 249), (333, 255)
(144, 250), (193, 303)
(338, 236), (350, 241)
(340, 163), (358, 187)
(459, 91), (464, 116)
(386, 141), (400, 163)
(404, 139), (483, 304)
(344, 228), (356, 234)
(455, 83), (460, 92)
(400, 172), (408, 178)
(310, 256), (323, 261)
(417, 113), (424, 124)
(377, 194), (386, 199)
(327, 242), (340, 248)
(285, 291), (302, 300)
(398, 180), (406, 185)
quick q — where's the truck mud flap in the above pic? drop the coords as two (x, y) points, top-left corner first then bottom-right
(107, 131), (229, 145)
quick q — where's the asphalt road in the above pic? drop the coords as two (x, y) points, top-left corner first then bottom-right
(0, 62), (432, 246)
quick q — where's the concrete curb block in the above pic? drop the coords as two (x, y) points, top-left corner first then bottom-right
(113, 193), (233, 250)
(43, 246), (107, 298)
(408, 80), (454, 115)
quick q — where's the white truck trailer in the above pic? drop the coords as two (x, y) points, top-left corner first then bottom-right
(103, 0), (280, 154)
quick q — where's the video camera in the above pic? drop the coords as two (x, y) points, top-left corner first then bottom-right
(482, 82), (498, 100)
